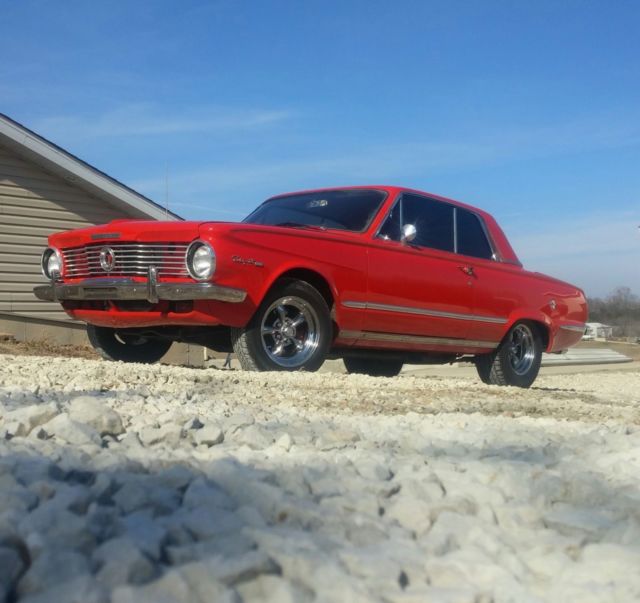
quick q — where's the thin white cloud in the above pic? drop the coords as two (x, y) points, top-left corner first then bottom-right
(129, 108), (640, 203)
(32, 104), (291, 140)
(130, 141), (499, 201)
(512, 211), (640, 297)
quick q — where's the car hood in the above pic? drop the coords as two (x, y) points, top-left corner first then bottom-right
(48, 220), (207, 248)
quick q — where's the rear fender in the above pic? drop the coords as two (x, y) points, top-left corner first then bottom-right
(503, 309), (553, 352)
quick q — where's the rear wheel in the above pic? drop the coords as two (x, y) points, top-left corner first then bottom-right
(343, 356), (403, 377)
(231, 279), (331, 371)
(475, 322), (542, 387)
(87, 325), (172, 363)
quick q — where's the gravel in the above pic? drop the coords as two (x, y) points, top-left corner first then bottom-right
(1, 353), (639, 602)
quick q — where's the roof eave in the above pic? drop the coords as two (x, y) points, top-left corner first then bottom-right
(0, 113), (182, 221)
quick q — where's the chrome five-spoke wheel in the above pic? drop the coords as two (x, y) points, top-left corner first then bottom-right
(508, 323), (536, 376)
(231, 278), (332, 371)
(260, 296), (320, 368)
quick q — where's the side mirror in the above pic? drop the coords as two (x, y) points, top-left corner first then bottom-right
(401, 223), (417, 243)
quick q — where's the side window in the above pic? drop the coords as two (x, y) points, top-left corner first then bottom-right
(402, 194), (454, 252)
(456, 208), (493, 260)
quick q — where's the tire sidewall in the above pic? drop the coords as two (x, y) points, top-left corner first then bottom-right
(87, 325), (171, 363)
(497, 322), (542, 387)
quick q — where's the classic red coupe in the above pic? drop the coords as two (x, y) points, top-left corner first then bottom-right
(34, 186), (587, 387)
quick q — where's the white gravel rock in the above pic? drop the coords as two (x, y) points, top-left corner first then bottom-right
(111, 565), (239, 603)
(3, 403), (58, 437)
(1, 354), (640, 602)
(0, 545), (25, 600)
(19, 576), (107, 603)
(193, 423), (224, 447)
(237, 575), (313, 603)
(93, 537), (156, 587)
(138, 423), (183, 447)
(385, 494), (433, 535)
(17, 549), (90, 596)
(68, 395), (124, 436)
(40, 413), (101, 447)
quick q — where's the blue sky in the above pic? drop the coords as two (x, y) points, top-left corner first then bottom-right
(2, 0), (639, 297)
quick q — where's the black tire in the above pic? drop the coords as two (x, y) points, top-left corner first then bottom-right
(475, 322), (542, 388)
(87, 325), (172, 363)
(231, 279), (332, 371)
(343, 356), (403, 377)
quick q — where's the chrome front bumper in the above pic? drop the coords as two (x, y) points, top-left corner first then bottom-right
(33, 275), (247, 304)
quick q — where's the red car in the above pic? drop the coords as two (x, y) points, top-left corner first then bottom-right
(34, 186), (587, 387)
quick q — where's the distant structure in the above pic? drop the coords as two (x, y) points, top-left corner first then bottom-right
(0, 113), (181, 346)
(583, 322), (614, 341)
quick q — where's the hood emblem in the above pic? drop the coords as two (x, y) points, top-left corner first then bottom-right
(99, 247), (116, 272)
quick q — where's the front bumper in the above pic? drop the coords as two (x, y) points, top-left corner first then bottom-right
(33, 276), (247, 304)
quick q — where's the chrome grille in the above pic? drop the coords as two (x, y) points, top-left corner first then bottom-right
(62, 242), (190, 278)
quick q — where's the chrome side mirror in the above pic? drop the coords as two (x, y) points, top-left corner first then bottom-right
(401, 223), (417, 243)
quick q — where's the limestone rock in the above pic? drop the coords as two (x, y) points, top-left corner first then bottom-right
(93, 537), (156, 587)
(138, 423), (183, 447)
(237, 575), (313, 603)
(111, 567), (239, 603)
(193, 423), (224, 447)
(68, 395), (125, 436)
(3, 402), (58, 436)
(19, 575), (108, 603)
(0, 545), (25, 598)
(41, 413), (101, 447)
(17, 549), (90, 596)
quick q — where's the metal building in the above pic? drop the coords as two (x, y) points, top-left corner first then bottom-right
(0, 113), (183, 350)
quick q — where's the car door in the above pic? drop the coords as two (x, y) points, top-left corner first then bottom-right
(361, 193), (475, 341)
(454, 207), (520, 344)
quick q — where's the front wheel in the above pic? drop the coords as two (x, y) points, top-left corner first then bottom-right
(475, 322), (542, 387)
(231, 279), (332, 371)
(343, 356), (403, 377)
(87, 325), (172, 363)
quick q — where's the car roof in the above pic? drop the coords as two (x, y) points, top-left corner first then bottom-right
(267, 185), (521, 265)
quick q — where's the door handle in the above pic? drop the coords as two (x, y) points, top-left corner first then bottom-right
(459, 266), (474, 276)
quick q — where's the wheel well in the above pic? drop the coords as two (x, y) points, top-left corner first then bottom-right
(517, 319), (549, 350)
(275, 268), (334, 309)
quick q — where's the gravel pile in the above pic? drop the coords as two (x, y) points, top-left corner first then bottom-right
(1, 354), (640, 602)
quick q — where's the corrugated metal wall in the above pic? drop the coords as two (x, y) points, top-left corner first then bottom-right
(0, 144), (129, 320)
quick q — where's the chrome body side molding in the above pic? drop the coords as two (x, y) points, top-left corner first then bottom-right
(342, 300), (508, 324)
(339, 330), (499, 349)
(559, 324), (586, 334)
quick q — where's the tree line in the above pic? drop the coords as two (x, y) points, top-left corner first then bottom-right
(587, 286), (640, 337)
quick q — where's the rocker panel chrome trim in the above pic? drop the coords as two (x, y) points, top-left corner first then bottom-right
(342, 300), (508, 324)
(339, 330), (499, 349)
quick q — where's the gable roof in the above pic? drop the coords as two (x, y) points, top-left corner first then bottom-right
(0, 113), (182, 221)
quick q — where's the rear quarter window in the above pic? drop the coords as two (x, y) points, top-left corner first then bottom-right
(456, 209), (493, 260)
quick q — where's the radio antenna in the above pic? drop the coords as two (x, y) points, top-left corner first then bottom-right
(164, 163), (169, 219)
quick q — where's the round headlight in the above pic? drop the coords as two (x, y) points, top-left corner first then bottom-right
(41, 247), (62, 279)
(186, 241), (216, 280)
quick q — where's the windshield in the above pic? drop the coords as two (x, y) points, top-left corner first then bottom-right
(243, 189), (387, 232)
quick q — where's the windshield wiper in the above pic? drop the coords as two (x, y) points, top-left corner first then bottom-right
(274, 222), (327, 231)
